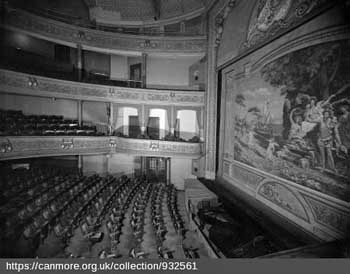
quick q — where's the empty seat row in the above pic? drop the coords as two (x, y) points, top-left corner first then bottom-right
(0, 109), (103, 136)
(23, 175), (116, 247)
(166, 185), (199, 258)
(105, 178), (148, 257)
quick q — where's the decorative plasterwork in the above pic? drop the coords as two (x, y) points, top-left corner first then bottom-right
(213, 0), (236, 47)
(1, 9), (206, 54)
(231, 164), (265, 191)
(203, 0), (237, 180)
(0, 69), (205, 107)
(258, 181), (309, 222)
(221, 161), (350, 241)
(303, 195), (349, 233)
(242, 0), (335, 51)
(0, 137), (203, 160)
(250, 25), (350, 73)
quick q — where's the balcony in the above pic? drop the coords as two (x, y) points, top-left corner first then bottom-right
(0, 136), (203, 160)
(1, 8), (207, 55)
(0, 69), (205, 107)
(0, 46), (144, 88)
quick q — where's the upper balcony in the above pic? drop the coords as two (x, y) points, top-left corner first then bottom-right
(0, 45), (206, 91)
(1, 4), (207, 56)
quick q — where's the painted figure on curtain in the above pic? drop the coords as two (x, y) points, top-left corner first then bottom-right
(233, 40), (350, 201)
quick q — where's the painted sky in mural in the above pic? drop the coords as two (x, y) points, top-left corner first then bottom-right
(233, 40), (350, 201)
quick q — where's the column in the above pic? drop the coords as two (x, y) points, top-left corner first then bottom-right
(78, 155), (83, 175)
(200, 14), (207, 35)
(159, 25), (165, 34)
(169, 106), (175, 135)
(164, 158), (167, 183)
(204, 15), (219, 180)
(140, 104), (146, 135)
(109, 102), (114, 135)
(196, 107), (204, 142)
(140, 156), (144, 175)
(76, 43), (84, 81)
(114, 104), (124, 135)
(77, 100), (83, 126)
(167, 158), (171, 185)
(143, 157), (148, 176)
(141, 53), (147, 88)
(180, 21), (186, 33)
(103, 154), (109, 175)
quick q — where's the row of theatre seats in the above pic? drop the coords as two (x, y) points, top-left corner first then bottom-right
(0, 109), (103, 136)
(0, 168), (203, 258)
(126, 182), (191, 259)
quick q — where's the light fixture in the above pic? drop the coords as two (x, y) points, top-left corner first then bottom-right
(0, 139), (13, 153)
(28, 77), (38, 87)
(109, 139), (117, 148)
(60, 139), (74, 149)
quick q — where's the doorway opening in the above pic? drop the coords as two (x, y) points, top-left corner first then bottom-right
(141, 157), (170, 183)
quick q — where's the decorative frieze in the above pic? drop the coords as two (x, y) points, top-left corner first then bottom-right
(303, 196), (349, 233)
(230, 164), (264, 191)
(0, 136), (203, 160)
(0, 69), (205, 107)
(258, 181), (309, 222)
(221, 163), (350, 240)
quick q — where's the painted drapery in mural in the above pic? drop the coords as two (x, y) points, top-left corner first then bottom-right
(232, 40), (350, 201)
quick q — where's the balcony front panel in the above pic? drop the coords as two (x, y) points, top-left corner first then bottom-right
(0, 69), (205, 107)
(2, 9), (207, 55)
(0, 136), (203, 160)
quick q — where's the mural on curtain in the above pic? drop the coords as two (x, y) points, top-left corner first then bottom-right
(232, 40), (350, 201)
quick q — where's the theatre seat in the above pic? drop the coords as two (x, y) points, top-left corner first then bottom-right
(0, 109), (101, 136)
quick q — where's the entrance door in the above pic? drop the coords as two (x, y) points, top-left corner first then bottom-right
(145, 157), (166, 182)
(128, 115), (140, 138)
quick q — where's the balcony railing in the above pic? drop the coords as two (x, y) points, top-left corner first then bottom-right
(1, 8), (207, 54)
(0, 69), (205, 107)
(0, 136), (203, 160)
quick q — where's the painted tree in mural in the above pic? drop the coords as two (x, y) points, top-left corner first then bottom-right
(260, 41), (350, 146)
(261, 41), (350, 100)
